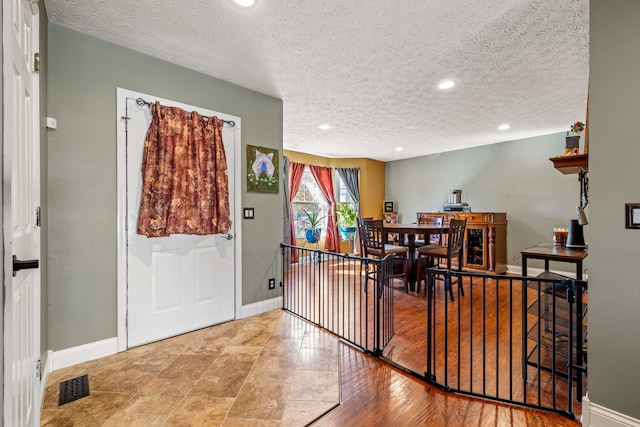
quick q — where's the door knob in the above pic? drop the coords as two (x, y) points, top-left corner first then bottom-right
(12, 255), (39, 277)
(221, 233), (233, 240)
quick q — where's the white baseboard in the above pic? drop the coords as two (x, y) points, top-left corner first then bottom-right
(582, 394), (640, 427)
(52, 337), (118, 371)
(241, 296), (283, 318)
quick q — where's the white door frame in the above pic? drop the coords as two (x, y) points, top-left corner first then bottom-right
(115, 88), (243, 352)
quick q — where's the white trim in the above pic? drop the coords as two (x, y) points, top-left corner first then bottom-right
(39, 350), (53, 412)
(116, 89), (128, 352)
(241, 296), (283, 318)
(52, 338), (118, 371)
(582, 394), (640, 427)
(115, 88), (242, 352)
(233, 113), (243, 320)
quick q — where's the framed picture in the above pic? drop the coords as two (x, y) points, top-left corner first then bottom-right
(625, 203), (640, 229)
(383, 200), (395, 213)
(246, 145), (279, 194)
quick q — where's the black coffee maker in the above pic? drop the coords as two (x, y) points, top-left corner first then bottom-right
(566, 207), (587, 249)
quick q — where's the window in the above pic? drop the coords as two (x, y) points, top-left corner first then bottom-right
(335, 172), (355, 204)
(292, 167), (328, 238)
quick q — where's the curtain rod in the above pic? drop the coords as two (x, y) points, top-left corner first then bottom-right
(135, 98), (236, 127)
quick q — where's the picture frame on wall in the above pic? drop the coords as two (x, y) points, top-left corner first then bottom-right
(625, 203), (640, 229)
(246, 145), (279, 194)
(383, 200), (395, 213)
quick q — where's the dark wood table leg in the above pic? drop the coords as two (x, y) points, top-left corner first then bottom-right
(405, 233), (417, 292)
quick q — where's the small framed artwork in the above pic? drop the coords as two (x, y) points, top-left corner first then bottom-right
(625, 203), (640, 229)
(246, 145), (279, 194)
(383, 201), (395, 213)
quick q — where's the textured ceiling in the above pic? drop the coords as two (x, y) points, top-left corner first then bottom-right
(44, 0), (589, 162)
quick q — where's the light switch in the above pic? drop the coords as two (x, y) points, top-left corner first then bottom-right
(46, 117), (57, 130)
(243, 208), (254, 219)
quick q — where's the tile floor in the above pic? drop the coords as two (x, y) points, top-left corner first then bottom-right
(40, 310), (340, 426)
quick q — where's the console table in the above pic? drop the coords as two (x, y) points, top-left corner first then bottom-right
(521, 245), (588, 402)
(521, 245), (587, 280)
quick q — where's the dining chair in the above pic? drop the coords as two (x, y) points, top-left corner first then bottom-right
(357, 216), (373, 257)
(408, 215), (444, 248)
(359, 218), (409, 293)
(415, 219), (467, 300)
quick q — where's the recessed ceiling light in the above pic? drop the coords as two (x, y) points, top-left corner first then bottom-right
(233, 0), (255, 6)
(395, 147), (403, 152)
(498, 124), (511, 130)
(318, 124), (331, 130)
(438, 80), (456, 90)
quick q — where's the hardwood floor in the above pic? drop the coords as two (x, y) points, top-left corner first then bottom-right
(315, 343), (578, 426)
(383, 275), (585, 417)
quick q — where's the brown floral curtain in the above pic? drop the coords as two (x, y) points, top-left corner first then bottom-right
(137, 102), (230, 237)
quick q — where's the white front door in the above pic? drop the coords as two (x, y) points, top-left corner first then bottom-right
(2, 0), (41, 425)
(119, 90), (237, 347)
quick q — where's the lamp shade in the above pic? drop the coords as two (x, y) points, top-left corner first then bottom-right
(566, 219), (586, 249)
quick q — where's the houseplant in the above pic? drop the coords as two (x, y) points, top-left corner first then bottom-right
(563, 121), (585, 156)
(336, 203), (358, 241)
(299, 209), (325, 244)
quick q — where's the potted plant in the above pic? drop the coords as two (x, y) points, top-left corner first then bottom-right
(299, 209), (325, 244)
(336, 203), (358, 241)
(564, 121), (585, 156)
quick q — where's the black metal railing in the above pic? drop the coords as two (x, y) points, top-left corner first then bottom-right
(280, 244), (587, 419)
(281, 243), (394, 354)
(424, 268), (587, 418)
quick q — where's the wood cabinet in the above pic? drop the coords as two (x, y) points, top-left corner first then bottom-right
(416, 212), (507, 274)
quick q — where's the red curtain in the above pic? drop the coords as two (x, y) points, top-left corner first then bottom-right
(137, 102), (230, 237)
(288, 162), (306, 262)
(310, 165), (338, 252)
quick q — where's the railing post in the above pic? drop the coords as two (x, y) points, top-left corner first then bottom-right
(425, 267), (434, 380)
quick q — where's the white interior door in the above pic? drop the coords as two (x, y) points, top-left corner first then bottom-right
(122, 91), (237, 347)
(2, 0), (41, 425)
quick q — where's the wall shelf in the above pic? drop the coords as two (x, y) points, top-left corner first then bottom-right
(549, 154), (588, 175)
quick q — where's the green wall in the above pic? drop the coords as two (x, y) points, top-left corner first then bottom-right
(47, 24), (283, 351)
(385, 133), (585, 274)
(589, 0), (640, 418)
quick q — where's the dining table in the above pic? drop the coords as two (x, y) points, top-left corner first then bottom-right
(382, 223), (449, 292)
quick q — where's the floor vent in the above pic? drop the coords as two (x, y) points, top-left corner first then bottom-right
(58, 374), (90, 406)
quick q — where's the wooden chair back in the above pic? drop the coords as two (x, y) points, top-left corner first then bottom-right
(357, 217), (373, 255)
(417, 215), (444, 243)
(446, 219), (466, 261)
(360, 218), (385, 254)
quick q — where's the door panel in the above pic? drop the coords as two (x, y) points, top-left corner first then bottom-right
(123, 93), (236, 348)
(3, 0), (41, 425)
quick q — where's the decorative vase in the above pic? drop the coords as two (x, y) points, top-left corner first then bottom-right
(305, 229), (320, 244)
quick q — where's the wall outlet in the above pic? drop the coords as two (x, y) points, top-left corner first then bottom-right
(268, 278), (275, 290)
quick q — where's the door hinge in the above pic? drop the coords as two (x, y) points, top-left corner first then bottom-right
(35, 359), (41, 381)
(121, 115), (130, 132)
(34, 52), (40, 74)
(36, 207), (41, 227)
